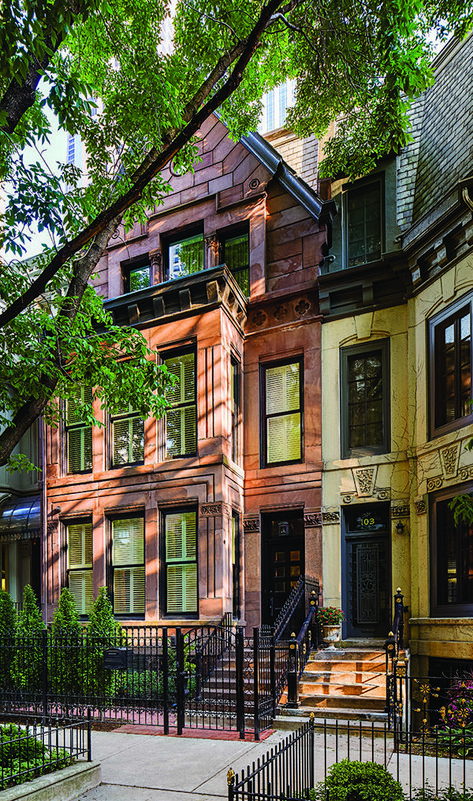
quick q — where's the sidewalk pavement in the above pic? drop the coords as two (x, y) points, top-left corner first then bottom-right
(74, 726), (473, 801)
(74, 728), (289, 801)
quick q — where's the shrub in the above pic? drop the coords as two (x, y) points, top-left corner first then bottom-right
(85, 587), (124, 696)
(0, 723), (72, 790)
(50, 588), (82, 695)
(10, 585), (44, 692)
(313, 760), (404, 801)
(413, 789), (473, 801)
(0, 590), (16, 687)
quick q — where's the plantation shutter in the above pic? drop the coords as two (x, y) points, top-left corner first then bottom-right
(165, 352), (196, 456)
(265, 362), (301, 464)
(67, 523), (93, 615)
(66, 387), (93, 472)
(112, 518), (145, 614)
(165, 511), (198, 614)
(112, 415), (144, 465)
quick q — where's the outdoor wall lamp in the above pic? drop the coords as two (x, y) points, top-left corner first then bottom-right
(396, 520), (405, 535)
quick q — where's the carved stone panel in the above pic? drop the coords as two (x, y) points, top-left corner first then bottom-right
(440, 442), (461, 478)
(353, 467), (377, 497)
(304, 512), (322, 527)
(244, 517), (260, 533)
(322, 510), (340, 524)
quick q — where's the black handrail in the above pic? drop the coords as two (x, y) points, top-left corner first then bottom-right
(272, 576), (320, 643)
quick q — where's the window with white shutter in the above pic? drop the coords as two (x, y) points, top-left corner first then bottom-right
(262, 360), (302, 466)
(164, 510), (198, 615)
(112, 518), (145, 615)
(67, 522), (93, 615)
(66, 387), (93, 473)
(164, 351), (196, 457)
(111, 406), (144, 466)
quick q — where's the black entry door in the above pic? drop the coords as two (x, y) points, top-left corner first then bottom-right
(262, 511), (304, 626)
(343, 506), (391, 638)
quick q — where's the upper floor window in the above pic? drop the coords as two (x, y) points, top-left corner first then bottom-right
(221, 230), (249, 296)
(431, 488), (473, 617)
(111, 405), (144, 467)
(124, 264), (151, 293)
(261, 359), (302, 467)
(66, 387), (93, 473)
(340, 340), (390, 458)
(346, 180), (382, 268)
(111, 517), (145, 616)
(231, 356), (241, 464)
(67, 521), (93, 616)
(429, 294), (473, 438)
(167, 232), (204, 280)
(164, 349), (197, 457)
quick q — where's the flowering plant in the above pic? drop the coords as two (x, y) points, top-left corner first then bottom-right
(317, 606), (345, 625)
(438, 673), (473, 755)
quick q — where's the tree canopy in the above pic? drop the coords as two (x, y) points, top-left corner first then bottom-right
(1, 0), (472, 467)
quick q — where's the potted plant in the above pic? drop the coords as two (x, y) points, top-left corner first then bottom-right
(317, 606), (345, 644)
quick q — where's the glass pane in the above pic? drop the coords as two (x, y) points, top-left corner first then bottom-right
(166, 511), (197, 562)
(66, 387), (93, 425)
(129, 266), (150, 292)
(266, 362), (300, 415)
(267, 412), (301, 463)
(167, 563), (198, 613)
(113, 416), (144, 465)
(347, 183), (381, 267)
(165, 352), (195, 405)
(168, 233), (204, 279)
(166, 405), (196, 457)
(112, 518), (144, 566)
(224, 233), (248, 272)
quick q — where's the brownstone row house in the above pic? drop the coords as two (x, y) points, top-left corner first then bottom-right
(43, 116), (334, 628)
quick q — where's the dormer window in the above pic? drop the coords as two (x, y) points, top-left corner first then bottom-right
(124, 264), (151, 293)
(167, 231), (204, 280)
(221, 229), (249, 296)
(346, 180), (382, 268)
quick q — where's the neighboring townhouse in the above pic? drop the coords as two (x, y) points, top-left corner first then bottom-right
(43, 114), (334, 628)
(320, 35), (473, 672)
(0, 423), (42, 607)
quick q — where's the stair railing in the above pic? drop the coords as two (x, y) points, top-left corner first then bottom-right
(384, 587), (408, 730)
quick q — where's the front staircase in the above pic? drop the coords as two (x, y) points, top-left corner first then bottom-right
(276, 643), (388, 729)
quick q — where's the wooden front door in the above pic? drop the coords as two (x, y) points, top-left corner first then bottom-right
(262, 511), (304, 626)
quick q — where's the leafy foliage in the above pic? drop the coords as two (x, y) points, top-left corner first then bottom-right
(50, 587), (82, 693)
(438, 672), (473, 756)
(311, 759), (404, 801)
(1, 0), (473, 467)
(85, 587), (125, 695)
(0, 723), (72, 790)
(10, 585), (44, 692)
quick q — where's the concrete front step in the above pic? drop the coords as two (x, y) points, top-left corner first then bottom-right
(298, 692), (385, 711)
(299, 680), (385, 698)
(274, 706), (390, 730)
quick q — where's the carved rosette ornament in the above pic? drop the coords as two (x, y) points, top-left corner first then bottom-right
(427, 476), (443, 492)
(295, 299), (310, 316)
(252, 310), (266, 327)
(460, 466), (473, 481)
(273, 305), (288, 321)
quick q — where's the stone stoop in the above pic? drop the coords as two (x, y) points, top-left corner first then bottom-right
(275, 645), (389, 729)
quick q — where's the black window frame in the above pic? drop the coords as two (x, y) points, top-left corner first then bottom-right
(430, 485), (473, 617)
(340, 339), (390, 459)
(108, 514), (146, 619)
(164, 226), (204, 281)
(65, 387), (93, 475)
(110, 405), (145, 468)
(219, 225), (250, 296)
(123, 262), (151, 294)
(65, 518), (93, 617)
(162, 346), (197, 459)
(428, 294), (473, 439)
(161, 506), (199, 618)
(344, 176), (383, 269)
(231, 355), (241, 465)
(260, 356), (303, 468)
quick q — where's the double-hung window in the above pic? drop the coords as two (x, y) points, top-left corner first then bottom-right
(429, 294), (473, 437)
(164, 509), (198, 615)
(111, 517), (145, 615)
(67, 521), (93, 615)
(346, 180), (382, 268)
(340, 340), (390, 458)
(164, 350), (197, 457)
(221, 230), (249, 296)
(167, 232), (204, 280)
(262, 359), (302, 466)
(66, 387), (93, 473)
(431, 488), (473, 616)
(111, 406), (144, 467)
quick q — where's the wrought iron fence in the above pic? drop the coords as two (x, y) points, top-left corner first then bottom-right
(0, 714), (91, 791)
(228, 715), (473, 801)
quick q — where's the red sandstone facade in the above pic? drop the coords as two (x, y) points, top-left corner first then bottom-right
(44, 115), (333, 628)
